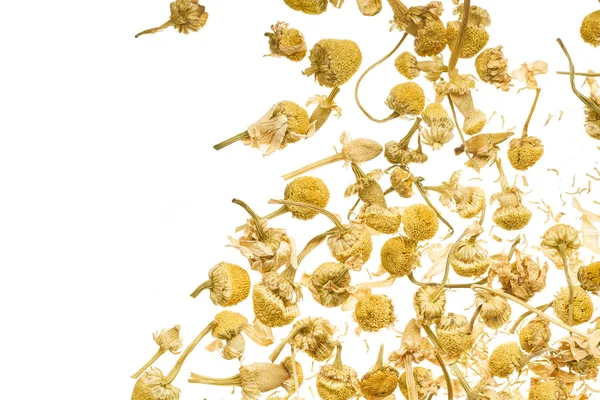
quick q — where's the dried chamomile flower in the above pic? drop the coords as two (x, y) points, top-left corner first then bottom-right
(491, 158), (532, 231)
(131, 325), (183, 379)
(389, 166), (414, 198)
(303, 262), (352, 307)
(411, 131), (429, 164)
(475, 46), (512, 91)
(359, 345), (399, 399)
(269, 317), (336, 362)
(304, 39), (362, 88)
(386, 82), (426, 117)
(316, 344), (359, 400)
(189, 356), (303, 400)
(135, 0), (208, 38)
(395, 52), (447, 81)
(512, 60), (548, 91)
(210, 311), (250, 360)
(253, 266), (302, 327)
(381, 235), (419, 277)
(357, 0), (382, 16)
(402, 203), (439, 241)
(508, 89), (544, 170)
(388, 1), (447, 56)
(413, 284), (446, 325)
(229, 199), (296, 274)
(131, 316), (221, 400)
(358, 203), (402, 234)
(284, 0), (343, 15)
(424, 171), (485, 219)
(398, 367), (438, 400)
(519, 318), (551, 353)
(553, 286), (593, 326)
(384, 118), (424, 165)
(476, 290), (511, 329)
(435, 313), (474, 358)
(213, 101), (315, 155)
(190, 262), (251, 306)
(421, 102), (455, 149)
(568, 354), (600, 376)
(355, 293), (396, 332)
(436, 75), (487, 135)
(283, 132), (382, 180)
(455, 132), (514, 171)
(581, 10), (600, 47)
(345, 163), (387, 208)
(491, 251), (548, 301)
(488, 342), (526, 378)
(265, 22), (307, 62)
(528, 379), (570, 400)
(578, 261), (600, 292)
(450, 236), (490, 277)
(585, 93), (600, 139)
(446, 5), (491, 59)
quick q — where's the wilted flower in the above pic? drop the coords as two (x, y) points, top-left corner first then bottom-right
(475, 46), (512, 91)
(490, 250), (548, 301)
(253, 266), (302, 327)
(511, 60), (548, 91)
(131, 325), (183, 379)
(413, 285), (446, 325)
(454, 132), (514, 170)
(491, 158), (532, 231)
(316, 344), (360, 400)
(381, 235), (419, 277)
(388, 1), (446, 56)
(424, 171), (485, 218)
(304, 39), (362, 88)
(135, 0), (208, 38)
(303, 262), (352, 307)
(269, 317), (337, 362)
(360, 345), (399, 399)
(476, 290), (511, 329)
(446, 5), (491, 59)
(421, 102), (455, 149)
(190, 262), (251, 306)
(265, 22), (307, 61)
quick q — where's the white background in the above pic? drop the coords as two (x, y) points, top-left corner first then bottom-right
(1, 0), (600, 399)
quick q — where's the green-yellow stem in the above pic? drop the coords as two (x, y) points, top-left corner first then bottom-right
(269, 199), (345, 231)
(131, 348), (166, 379)
(232, 199), (267, 240)
(135, 21), (173, 38)
(522, 88), (541, 138)
(282, 153), (345, 180)
(190, 279), (212, 298)
(213, 131), (250, 151)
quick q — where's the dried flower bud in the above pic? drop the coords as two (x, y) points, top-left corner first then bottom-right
(446, 21), (489, 59)
(413, 285), (446, 325)
(402, 204), (439, 241)
(253, 267), (302, 327)
(266, 22), (307, 62)
(328, 221), (373, 266)
(190, 262), (251, 306)
(359, 345), (399, 399)
(398, 366), (438, 400)
(508, 136), (544, 171)
(386, 82), (426, 117)
(135, 0), (208, 38)
(436, 313), (473, 358)
(553, 286), (593, 326)
(357, 0), (382, 16)
(346, 164), (386, 207)
(304, 39), (362, 88)
(305, 262), (352, 307)
(390, 166), (414, 198)
(491, 252), (548, 301)
(284, 176), (330, 220)
(519, 318), (551, 353)
(421, 102), (455, 149)
(541, 224), (581, 258)
(450, 237), (490, 277)
(578, 261), (600, 292)
(359, 203), (402, 234)
(131, 325), (184, 379)
(355, 293), (396, 332)
(475, 46), (512, 91)
(489, 342), (525, 378)
(581, 10), (600, 47)
(189, 356), (303, 400)
(425, 171), (485, 218)
(381, 235), (419, 277)
(317, 345), (359, 400)
(477, 291), (511, 329)
(132, 367), (180, 400)
(528, 380), (570, 400)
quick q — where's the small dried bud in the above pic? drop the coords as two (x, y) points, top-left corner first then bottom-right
(381, 235), (419, 277)
(317, 345), (359, 400)
(284, 176), (330, 220)
(266, 22), (307, 62)
(489, 342), (525, 378)
(359, 203), (402, 234)
(398, 366), (438, 400)
(390, 166), (414, 198)
(357, 0), (382, 16)
(305, 262), (352, 307)
(578, 261), (600, 292)
(508, 136), (544, 171)
(475, 46), (512, 91)
(154, 326), (183, 354)
(304, 39), (363, 88)
(436, 313), (473, 358)
(386, 82), (426, 116)
(413, 285), (446, 325)
(421, 102), (455, 149)
(446, 21), (489, 59)
(253, 268), (301, 327)
(355, 294), (396, 332)
(553, 286), (593, 326)
(135, 0), (208, 38)
(132, 368), (180, 400)
(581, 10), (600, 47)
(451, 238), (490, 277)
(402, 204), (439, 241)
(528, 380), (570, 400)
(519, 318), (551, 353)
(477, 291), (511, 329)
(328, 222), (373, 266)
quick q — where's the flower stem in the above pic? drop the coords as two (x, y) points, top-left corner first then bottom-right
(375, 344), (385, 368)
(190, 279), (213, 298)
(232, 199), (267, 240)
(556, 71), (600, 77)
(131, 348), (166, 379)
(282, 153), (344, 180)
(164, 321), (217, 384)
(404, 358), (419, 400)
(213, 131), (250, 151)
(408, 273), (488, 289)
(522, 88), (541, 138)
(495, 158), (509, 191)
(269, 199), (345, 231)
(437, 227), (471, 294)
(468, 305), (482, 335)
(470, 285), (586, 337)
(447, 96), (479, 172)
(135, 21), (173, 38)
(269, 325), (301, 363)
(398, 118), (422, 148)
(422, 326), (454, 400)
(188, 373), (242, 386)
(448, 0), (470, 78)
(235, 206), (288, 233)
(414, 178), (454, 239)
(310, 87), (341, 132)
(354, 33), (409, 123)
(508, 302), (552, 334)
